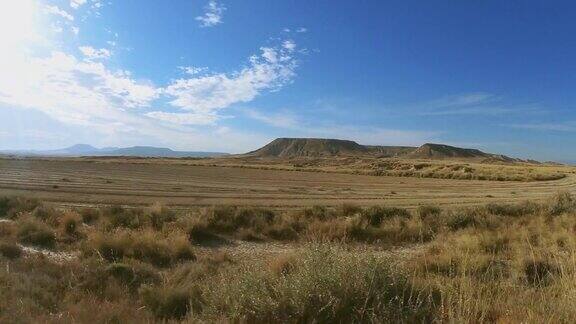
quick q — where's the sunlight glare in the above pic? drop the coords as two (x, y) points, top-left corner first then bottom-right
(0, 0), (39, 48)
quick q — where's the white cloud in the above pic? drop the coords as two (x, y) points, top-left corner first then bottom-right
(0, 51), (158, 126)
(179, 66), (208, 76)
(0, 0), (290, 153)
(244, 109), (298, 128)
(79, 46), (112, 60)
(70, 0), (87, 9)
(406, 93), (541, 116)
(148, 41), (299, 125)
(196, 0), (226, 28)
(282, 40), (296, 52)
(44, 5), (74, 21)
(145, 111), (219, 126)
(72, 26), (80, 35)
(296, 27), (308, 33)
(427, 93), (496, 109)
(261, 47), (278, 63)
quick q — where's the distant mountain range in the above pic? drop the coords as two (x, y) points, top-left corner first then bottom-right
(246, 138), (537, 163)
(0, 144), (229, 158)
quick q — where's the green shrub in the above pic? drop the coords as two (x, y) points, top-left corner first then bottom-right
(131, 237), (173, 268)
(446, 211), (478, 231)
(361, 207), (410, 226)
(548, 192), (575, 216)
(0, 197), (9, 217)
(61, 212), (81, 237)
(484, 202), (538, 217)
(188, 223), (222, 245)
(172, 241), (197, 263)
(524, 259), (560, 286)
(418, 205), (442, 219)
(201, 245), (433, 322)
(79, 208), (100, 224)
(103, 206), (148, 229)
(302, 205), (333, 221)
(93, 233), (131, 262)
(31, 205), (60, 224)
(0, 242), (22, 259)
(106, 262), (161, 289)
(0, 197), (41, 219)
(148, 203), (176, 230)
(205, 207), (276, 232)
(338, 203), (362, 216)
(140, 286), (200, 320)
(17, 219), (56, 249)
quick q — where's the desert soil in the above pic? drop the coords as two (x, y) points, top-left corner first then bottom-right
(0, 158), (574, 209)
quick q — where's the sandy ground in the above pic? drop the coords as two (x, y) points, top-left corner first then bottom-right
(0, 158), (574, 209)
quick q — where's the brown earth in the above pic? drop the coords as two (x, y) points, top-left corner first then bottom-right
(0, 157), (574, 209)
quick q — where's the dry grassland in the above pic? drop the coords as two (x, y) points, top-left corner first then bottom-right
(0, 157), (574, 209)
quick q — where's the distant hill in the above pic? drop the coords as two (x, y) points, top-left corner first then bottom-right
(245, 138), (523, 162)
(0, 144), (228, 158)
(246, 138), (370, 157)
(102, 146), (228, 158)
(246, 138), (416, 158)
(405, 143), (522, 162)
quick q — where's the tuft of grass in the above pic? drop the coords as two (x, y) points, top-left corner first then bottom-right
(200, 245), (434, 323)
(0, 242), (22, 259)
(60, 211), (82, 238)
(360, 206), (410, 226)
(418, 205), (442, 219)
(548, 191), (575, 216)
(0, 197), (42, 219)
(79, 208), (100, 224)
(147, 202), (176, 230)
(523, 259), (560, 287)
(17, 218), (56, 249)
(102, 206), (148, 229)
(140, 286), (201, 320)
(90, 230), (195, 267)
(31, 205), (60, 226)
(106, 261), (161, 289)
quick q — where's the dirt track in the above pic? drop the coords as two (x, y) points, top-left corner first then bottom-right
(0, 158), (574, 209)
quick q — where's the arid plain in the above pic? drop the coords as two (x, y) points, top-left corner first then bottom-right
(0, 155), (574, 209)
(2, 139), (576, 322)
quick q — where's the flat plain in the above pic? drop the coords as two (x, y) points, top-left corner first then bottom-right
(0, 156), (574, 208)
(3, 155), (576, 322)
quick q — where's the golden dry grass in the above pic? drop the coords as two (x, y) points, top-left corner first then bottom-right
(1, 194), (576, 322)
(0, 157), (574, 209)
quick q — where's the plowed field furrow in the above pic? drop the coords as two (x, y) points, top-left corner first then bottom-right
(0, 159), (574, 208)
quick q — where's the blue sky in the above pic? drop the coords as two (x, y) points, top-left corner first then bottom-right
(0, 0), (575, 161)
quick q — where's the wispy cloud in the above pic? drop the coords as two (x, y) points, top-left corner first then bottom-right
(409, 93), (543, 116)
(147, 40), (300, 125)
(79, 46), (111, 60)
(44, 5), (74, 21)
(0, 1), (308, 153)
(70, 0), (87, 9)
(179, 66), (208, 76)
(507, 121), (576, 132)
(0, 50), (158, 125)
(146, 111), (220, 126)
(196, 1), (226, 28)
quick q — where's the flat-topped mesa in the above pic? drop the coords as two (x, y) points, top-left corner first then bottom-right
(407, 143), (518, 162)
(245, 138), (526, 163)
(246, 138), (370, 158)
(407, 143), (490, 159)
